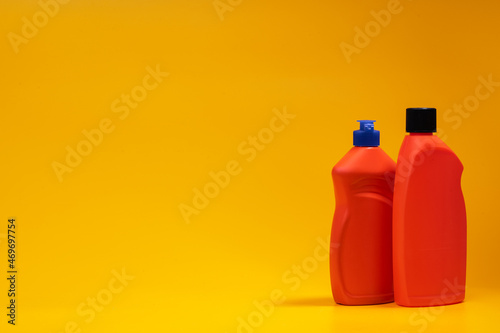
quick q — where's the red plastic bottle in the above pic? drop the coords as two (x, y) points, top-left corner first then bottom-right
(330, 120), (396, 305)
(393, 108), (467, 307)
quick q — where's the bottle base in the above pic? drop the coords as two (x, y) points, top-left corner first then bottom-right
(395, 294), (465, 307)
(334, 294), (394, 306)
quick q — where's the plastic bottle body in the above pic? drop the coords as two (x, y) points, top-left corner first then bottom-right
(330, 146), (396, 305)
(393, 133), (467, 307)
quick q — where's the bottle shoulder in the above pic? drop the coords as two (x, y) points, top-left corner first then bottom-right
(333, 147), (396, 175)
(400, 134), (452, 154)
(397, 134), (463, 170)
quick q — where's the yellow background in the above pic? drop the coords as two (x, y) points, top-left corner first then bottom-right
(1, 0), (499, 332)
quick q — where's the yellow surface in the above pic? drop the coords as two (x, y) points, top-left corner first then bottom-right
(1, 0), (500, 332)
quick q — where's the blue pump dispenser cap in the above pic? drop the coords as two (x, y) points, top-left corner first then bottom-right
(353, 120), (380, 147)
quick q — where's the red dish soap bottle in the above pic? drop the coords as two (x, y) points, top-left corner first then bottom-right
(393, 108), (467, 307)
(330, 120), (396, 305)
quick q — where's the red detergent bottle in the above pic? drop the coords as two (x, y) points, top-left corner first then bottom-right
(393, 108), (467, 307)
(330, 120), (396, 305)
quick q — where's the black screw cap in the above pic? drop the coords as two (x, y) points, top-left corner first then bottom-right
(406, 108), (437, 133)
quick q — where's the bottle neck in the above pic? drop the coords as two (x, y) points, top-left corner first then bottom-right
(409, 132), (433, 136)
